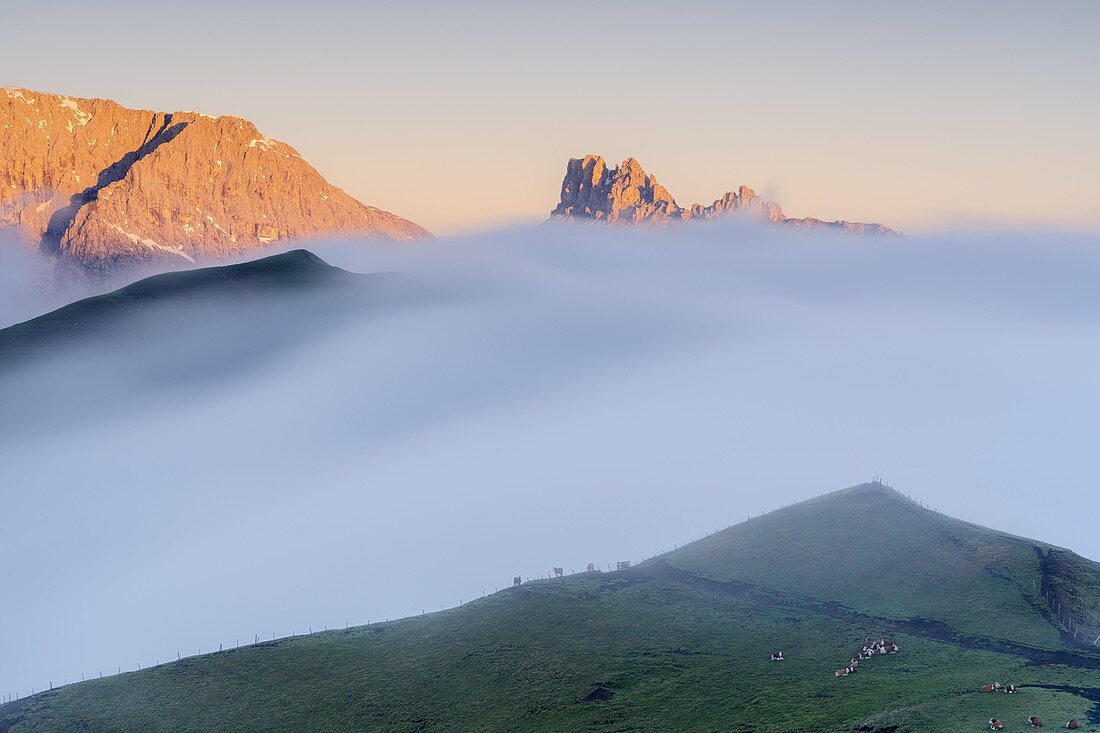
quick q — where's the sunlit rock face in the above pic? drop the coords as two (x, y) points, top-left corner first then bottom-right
(551, 154), (899, 235)
(1, 88), (430, 274)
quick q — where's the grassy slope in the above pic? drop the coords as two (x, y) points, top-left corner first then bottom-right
(667, 483), (1100, 649)
(4, 486), (1099, 733)
(5, 578), (1098, 733)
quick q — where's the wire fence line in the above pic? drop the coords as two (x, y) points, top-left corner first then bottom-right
(1037, 577), (1100, 649)
(5, 478), (1096, 706)
(0, 480), (902, 706)
(1, 484), (869, 705)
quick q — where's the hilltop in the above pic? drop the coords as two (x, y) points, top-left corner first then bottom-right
(666, 482), (1100, 649)
(0, 88), (429, 274)
(550, 154), (899, 235)
(2, 482), (1098, 732)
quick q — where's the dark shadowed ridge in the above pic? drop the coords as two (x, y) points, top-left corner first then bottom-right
(0, 249), (359, 365)
(3, 483), (1098, 733)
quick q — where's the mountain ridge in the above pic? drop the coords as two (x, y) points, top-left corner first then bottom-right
(1, 87), (429, 274)
(550, 154), (899, 235)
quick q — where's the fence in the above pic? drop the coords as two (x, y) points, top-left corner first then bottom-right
(5, 477), (1095, 706)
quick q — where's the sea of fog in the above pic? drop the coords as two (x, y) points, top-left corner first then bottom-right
(2, 222), (1099, 697)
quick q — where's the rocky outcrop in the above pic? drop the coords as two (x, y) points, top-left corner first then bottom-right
(1, 87), (429, 274)
(551, 154), (898, 235)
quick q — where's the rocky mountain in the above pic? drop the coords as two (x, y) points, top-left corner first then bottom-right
(551, 154), (898, 235)
(1, 88), (429, 274)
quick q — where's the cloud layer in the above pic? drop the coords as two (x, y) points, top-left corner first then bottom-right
(2, 222), (1099, 697)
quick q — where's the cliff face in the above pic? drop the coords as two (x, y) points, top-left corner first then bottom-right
(551, 154), (898, 235)
(1, 88), (429, 273)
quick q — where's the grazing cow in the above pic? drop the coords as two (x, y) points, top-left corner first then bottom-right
(1028, 716), (1043, 728)
(553, 567), (564, 578)
(513, 576), (521, 586)
(989, 719), (1004, 731)
(586, 563), (596, 572)
(770, 651), (784, 661)
(980, 685), (997, 693)
(1066, 721), (1079, 730)
(1005, 684), (1017, 694)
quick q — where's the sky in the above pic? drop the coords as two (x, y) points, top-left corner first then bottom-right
(3, 224), (1100, 697)
(4, 0), (1099, 235)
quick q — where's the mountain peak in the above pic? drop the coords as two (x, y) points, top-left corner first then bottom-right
(553, 155), (680, 224)
(550, 154), (899, 235)
(0, 88), (430, 276)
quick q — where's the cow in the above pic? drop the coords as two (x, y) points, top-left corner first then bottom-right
(980, 685), (997, 693)
(1005, 684), (1017, 694)
(586, 563), (596, 572)
(1066, 721), (1079, 730)
(989, 720), (1004, 731)
(553, 567), (564, 578)
(513, 576), (521, 586)
(770, 651), (784, 661)
(835, 668), (849, 677)
(1028, 717), (1043, 728)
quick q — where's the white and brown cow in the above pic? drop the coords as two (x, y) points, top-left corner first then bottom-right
(1029, 716), (1044, 728)
(989, 720), (1004, 731)
(553, 567), (563, 577)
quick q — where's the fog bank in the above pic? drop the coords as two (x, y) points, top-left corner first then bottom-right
(2, 222), (1099, 697)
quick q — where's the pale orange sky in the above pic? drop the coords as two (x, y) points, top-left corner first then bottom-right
(6, 0), (1099, 235)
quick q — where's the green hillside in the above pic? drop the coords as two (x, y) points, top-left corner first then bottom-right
(667, 483), (1100, 649)
(3, 484), (1099, 733)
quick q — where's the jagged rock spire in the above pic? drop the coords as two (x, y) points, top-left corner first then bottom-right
(551, 154), (898, 235)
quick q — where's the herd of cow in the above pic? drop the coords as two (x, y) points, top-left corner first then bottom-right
(512, 563), (600, 586)
(509, 578), (1087, 730)
(988, 716), (1079, 729)
(829, 640), (1084, 730)
(833, 636), (900, 678)
(981, 683), (1080, 730)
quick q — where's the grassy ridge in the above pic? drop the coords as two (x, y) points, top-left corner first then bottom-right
(4, 485), (1099, 732)
(666, 483), (1099, 649)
